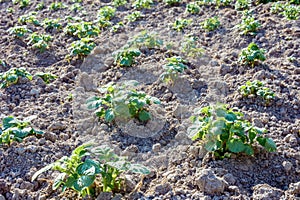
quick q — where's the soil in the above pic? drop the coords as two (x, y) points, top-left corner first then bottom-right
(0, 0), (299, 200)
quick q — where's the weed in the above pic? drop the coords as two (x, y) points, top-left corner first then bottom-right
(187, 104), (277, 159)
(160, 56), (188, 84)
(8, 25), (32, 38)
(0, 116), (43, 145)
(0, 67), (32, 88)
(172, 18), (192, 31)
(86, 81), (160, 122)
(201, 16), (220, 31)
(113, 49), (141, 67)
(238, 43), (266, 67)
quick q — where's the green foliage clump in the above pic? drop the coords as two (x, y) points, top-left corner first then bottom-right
(64, 22), (100, 38)
(197, 0), (232, 7)
(186, 2), (201, 14)
(35, 72), (57, 84)
(18, 12), (40, 26)
(172, 18), (192, 31)
(160, 56), (188, 84)
(271, 2), (300, 20)
(32, 144), (150, 197)
(0, 67), (32, 88)
(8, 25), (32, 38)
(113, 49), (141, 67)
(43, 18), (62, 31)
(113, 0), (127, 7)
(69, 38), (96, 58)
(98, 6), (116, 21)
(237, 11), (261, 35)
(201, 16), (220, 31)
(127, 30), (163, 49)
(125, 11), (143, 22)
(86, 81), (160, 123)
(49, 2), (66, 11)
(0, 116), (43, 145)
(12, 0), (30, 8)
(235, 0), (252, 10)
(27, 33), (52, 52)
(180, 36), (204, 58)
(238, 43), (266, 67)
(35, 2), (45, 10)
(239, 80), (275, 104)
(163, 0), (181, 5)
(132, 0), (153, 9)
(187, 104), (277, 159)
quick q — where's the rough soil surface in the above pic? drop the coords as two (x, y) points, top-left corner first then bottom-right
(0, 0), (300, 200)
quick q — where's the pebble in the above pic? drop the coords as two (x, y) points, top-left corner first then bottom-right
(282, 161), (293, 172)
(152, 143), (161, 153)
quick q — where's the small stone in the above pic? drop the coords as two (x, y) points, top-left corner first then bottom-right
(288, 182), (300, 194)
(155, 183), (172, 195)
(223, 173), (236, 185)
(48, 122), (66, 131)
(30, 88), (40, 96)
(152, 143), (161, 153)
(44, 132), (58, 142)
(282, 161), (293, 172)
(96, 192), (112, 200)
(252, 184), (284, 199)
(112, 193), (122, 200)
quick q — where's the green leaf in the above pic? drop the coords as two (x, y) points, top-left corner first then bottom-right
(243, 144), (254, 155)
(138, 110), (151, 121)
(264, 138), (277, 152)
(53, 173), (66, 190)
(105, 109), (115, 122)
(2, 116), (15, 129)
(227, 138), (245, 153)
(205, 140), (218, 152)
(76, 159), (101, 176)
(128, 163), (150, 175)
(225, 113), (237, 122)
(73, 175), (95, 191)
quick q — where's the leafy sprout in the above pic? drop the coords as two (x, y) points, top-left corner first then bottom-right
(238, 42), (266, 67)
(0, 67), (33, 88)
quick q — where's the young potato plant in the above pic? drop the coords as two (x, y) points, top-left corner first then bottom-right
(98, 6), (116, 21)
(197, 0), (231, 7)
(64, 22), (100, 38)
(113, 0), (127, 7)
(35, 72), (57, 84)
(8, 25), (32, 38)
(0, 67), (32, 88)
(125, 11), (143, 23)
(187, 104), (277, 159)
(132, 0), (153, 9)
(238, 43), (266, 67)
(180, 36), (204, 58)
(237, 11), (261, 35)
(113, 49), (141, 67)
(164, 0), (182, 6)
(160, 56), (188, 84)
(86, 81), (161, 123)
(172, 18), (192, 31)
(35, 2), (45, 10)
(12, 0), (30, 9)
(127, 30), (163, 49)
(271, 2), (300, 20)
(70, 3), (83, 12)
(111, 22), (125, 33)
(235, 0), (251, 10)
(69, 38), (96, 59)
(239, 80), (275, 104)
(186, 2), (201, 14)
(201, 16), (220, 31)
(32, 144), (150, 197)
(49, 2), (66, 11)
(0, 116), (43, 145)
(43, 18), (62, 31)
(18, 12), (40, 26)
(27, 33), (52, 52)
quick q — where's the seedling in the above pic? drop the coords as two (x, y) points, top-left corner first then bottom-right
(238, 43), (266, 67)
(113, 49), (141, 67)
(69, 38), (96, 58)
(164, 0), (181, 5)
(32, 144), (150, 197)
(8, 25), (32, 38)
(201, 16), (220, 31)
(35, 2), (45, 10)
(132, 0), (153, 9)
(27, 33), (52, 52)
(180, 36), (204, 58)
(18, 12), (40, 26)
(35, 72), (57, 84)
(160, 56), (188, 84)
(98, 6), (116, 20)
(70, 3), (83, 12)
(43, 18), (62, 31)
(0, 116), (43, 145)
(111, 22), (125, 33)
(125, 11), (143, 22)
(239, 80), (275, 104)
(127, 30), (163, 49)
(197, 0), (231, 7)
(235, 0), (251, 10)
(13, 0), (30, 8)
(172, 18), (192, 31)
(237, 11), (261, 35)
(282, 4), (299, 20)
(113, 0), (127, 7)
(186, 2), (201, 14)
(187, 104), (277, 159)
(86, 81), (160, 123)
(0, 67), (32, 88)
(64, 22), (100, 38)
(49, 2), (66, 11)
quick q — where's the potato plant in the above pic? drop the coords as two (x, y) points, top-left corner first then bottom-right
(187, 104), (277, 159)
(125, 11), (143, 22)
(186, 2), (201, 14)
(172, 18), (192, 31)
(113, 0), (127, 7)
(127, 30), (163, 49)
(237, 11), (261, 35)
(0, 67), (32, 88)
(0, 116), (43, 145)
(235, 0), (251, 10)
(13, 0), (30, 8)
(43, 18), (62, 31)
(132, 0), (153, 9)
(27, 33), (52, 52)
(8, 25), (32, 38)
(160, 56), (188, 84)
(64, 22), (100, 38)
(164, 0), (182, 5)
(201, 16), (220, 31)
(98, 6), (116, 21)
(68, 38), (96, 59)
(113, 49), (141, 67)
(86, 81), (161, 123)
(35, 72), (58, 84)
(180, 36), (204, 58)
(18, 12), (40, 26)
(49, 2), (66, 11)
(32, 144), (150, 197)
(239, 80), (275, 104)
(238, 43), (266, 67)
